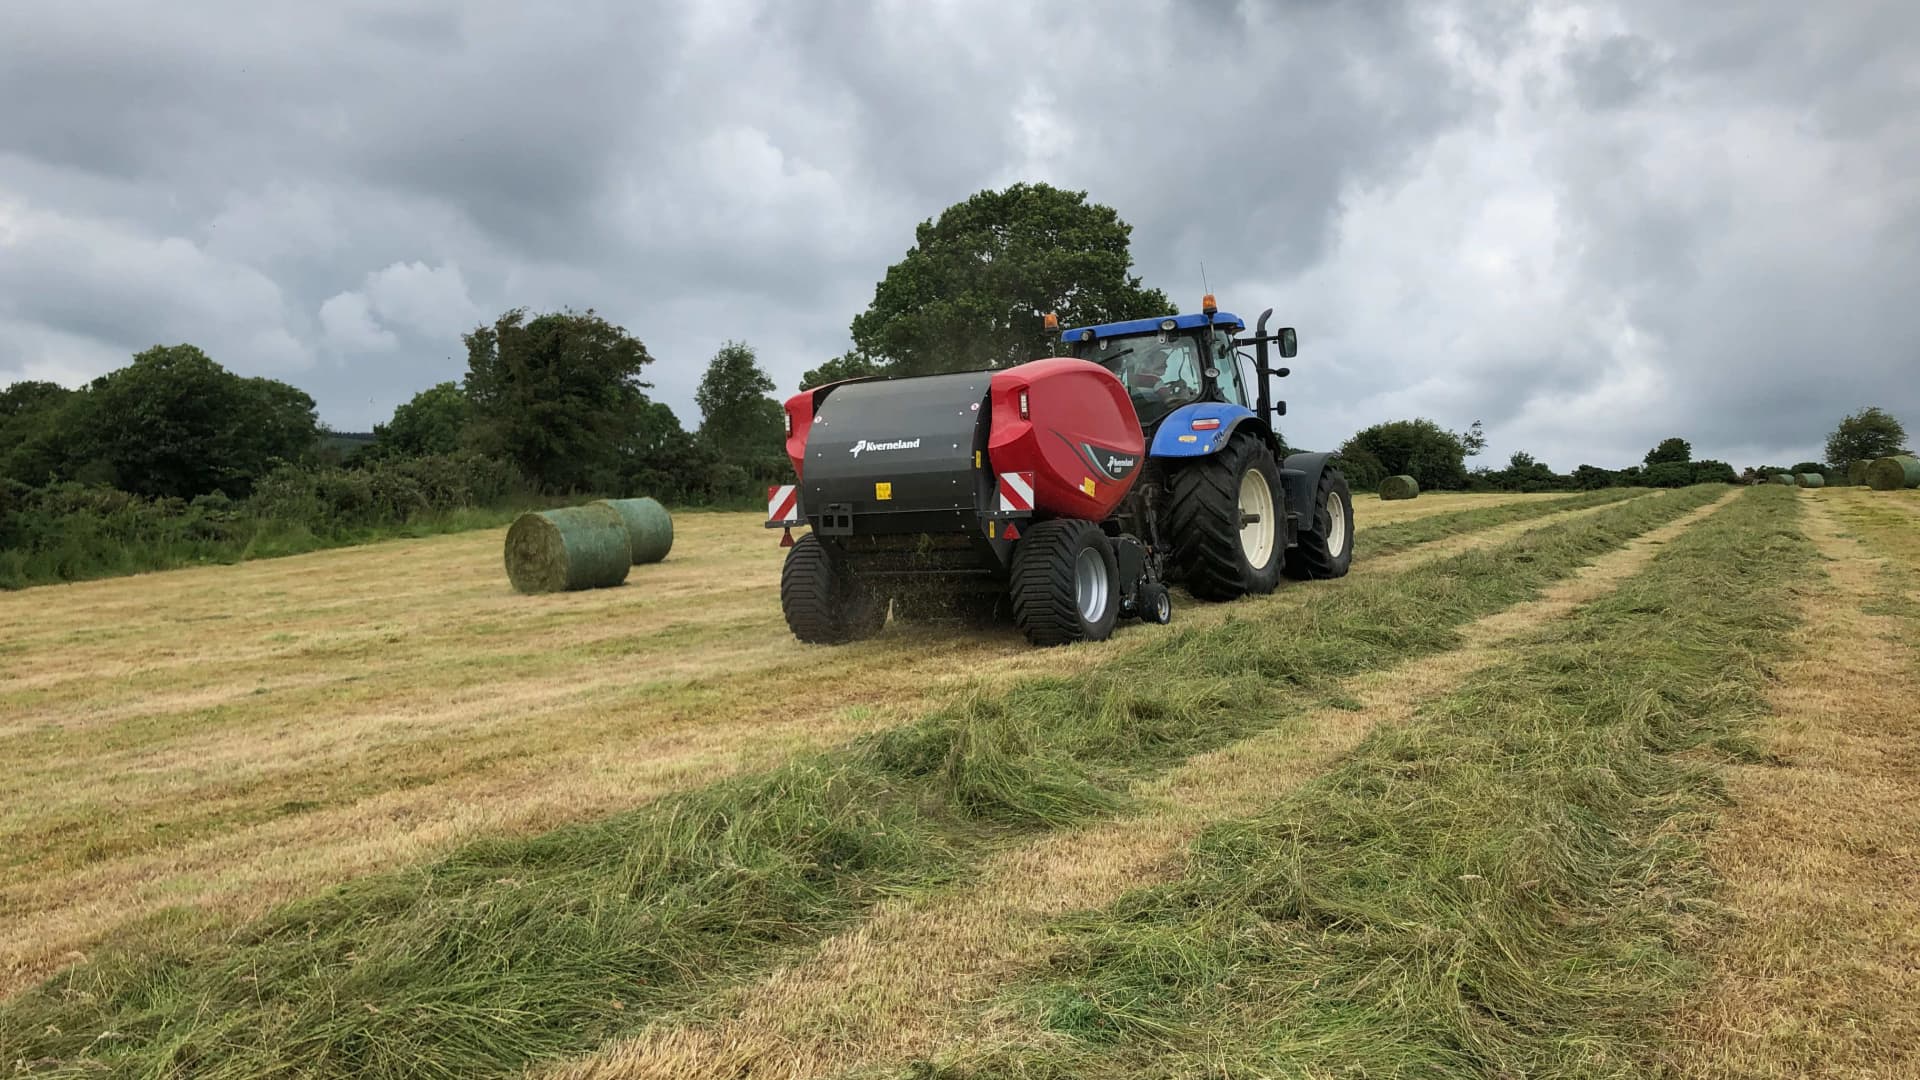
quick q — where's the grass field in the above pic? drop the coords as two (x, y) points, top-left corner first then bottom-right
(2, 486), (1914, 1077)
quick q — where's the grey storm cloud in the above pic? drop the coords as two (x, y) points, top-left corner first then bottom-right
(1, 0), (1915, 470)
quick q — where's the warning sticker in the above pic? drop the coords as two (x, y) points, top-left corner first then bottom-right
(1080, 477), (1097, 496)
(875, 482), (893, 500)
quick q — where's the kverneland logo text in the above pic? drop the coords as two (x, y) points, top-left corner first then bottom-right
(849, 438), (921, 458)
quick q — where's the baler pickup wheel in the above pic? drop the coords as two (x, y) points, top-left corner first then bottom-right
(1010, 519), (1120, 646)
(780, 533), (888, 644)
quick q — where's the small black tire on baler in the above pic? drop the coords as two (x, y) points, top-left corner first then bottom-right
(1283, 465), (1355, 581)
(1009, 519), (1120, 646)
(780, 533), (888, 645)
(1167, 431), (1285, 601)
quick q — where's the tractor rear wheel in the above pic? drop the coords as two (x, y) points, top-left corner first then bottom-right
(780, 533), (888, 644)
(1010, 519), (1120, 646)
(1284, 466), (1355, 580)
(1167, 432), (1285, 601)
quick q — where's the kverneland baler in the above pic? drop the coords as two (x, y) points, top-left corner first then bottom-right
(767, 296), (1353, 646)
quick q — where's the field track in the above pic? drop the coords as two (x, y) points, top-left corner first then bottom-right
(0, 491), (1566, 992)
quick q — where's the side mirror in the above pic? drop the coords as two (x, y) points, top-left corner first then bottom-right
(1278, 327), (1298, 359)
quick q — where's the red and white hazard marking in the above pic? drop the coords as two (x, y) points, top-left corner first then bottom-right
(766, 484), (800, 524)
(997, 471), (1035, 513)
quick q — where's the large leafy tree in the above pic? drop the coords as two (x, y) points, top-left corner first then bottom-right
(1825, 406), (1907, 466)
(0, 380), (76, 488)
(695, 341), (784, 467)
(64, 345), (318, 498)
(1643, 437), (1692, 467)
(818, 182), (1170, 384)
(463, 308), (653, 492)
(1339, 419), (1472, 491)
(372, 382), (472, 459)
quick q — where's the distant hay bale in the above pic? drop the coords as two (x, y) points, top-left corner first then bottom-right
(1866, 454), (1920, 491)
(1379, 475), (1420, 501)
(1773, 473), (1796, 486)
(595, 497), (675, 564)
(1847, 459), (1872, 486)
(504, 505), (632, 593)
(1795, 472), (1825, 488)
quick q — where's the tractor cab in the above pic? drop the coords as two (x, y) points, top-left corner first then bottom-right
(1060, 311), (1249, 430)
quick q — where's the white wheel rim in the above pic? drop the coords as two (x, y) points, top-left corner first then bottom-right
(1326, 490), (1348, 557)
(1075, 548), (1110, 623)
(1239, 469), (1277, 567)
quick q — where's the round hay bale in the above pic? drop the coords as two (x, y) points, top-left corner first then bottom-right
(503, 504), (632, 593)
(1773, 473), (1796, 486)
(1795, 472), (1825, 488)
(595, 497), (674, 564)
(1866, 454), (1920, 491)
(1847, 459), (1872, 487)
(1379, 475), (1420, 501)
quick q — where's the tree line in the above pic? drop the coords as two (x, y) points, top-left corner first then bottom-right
(2, 179), (1911, 586)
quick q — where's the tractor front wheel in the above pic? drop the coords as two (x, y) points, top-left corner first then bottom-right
(1167, 432), (1285, 601)
(1010, 519), (1120, 646)
(780, 534), (888, 644)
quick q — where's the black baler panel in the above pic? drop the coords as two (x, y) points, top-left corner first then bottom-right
(803, 372), (990, 533)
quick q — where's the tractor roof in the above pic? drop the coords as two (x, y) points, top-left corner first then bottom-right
(1059, 311), (1245, 343)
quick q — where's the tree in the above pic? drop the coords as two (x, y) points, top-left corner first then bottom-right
(0, 381), (76, 488)
(1825, 407), (1907, 466)
(1339, 419), (1471, 491)
(1643, 461), (1694, 488)
(1462, 419), (1487, 458)
(1690, 459), (1738, 484)
(64, 345), (318, 498)
(463, 308), (654, 492)
(1644, 437), (1692, 467)
(695, 341), (785, 468)
(373, 382), (471, 459)
(801, 351), (880, 390)
(843, 182), (1171, 379)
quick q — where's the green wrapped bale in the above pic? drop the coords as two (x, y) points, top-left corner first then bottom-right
(504, 505), (632, 593)
(1847, 459), (1872, 487)
(595, 497), (674, 564)
(1773, 473), (1796, 486)
(1866, 454), (1920, 491)
(1795, 472), (1825, 488)
(1379, 475), (1420, 501)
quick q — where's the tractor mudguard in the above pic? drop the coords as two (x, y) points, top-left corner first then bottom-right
(1279, 451), (1335, 531)
(1147, 402), (1274, 459)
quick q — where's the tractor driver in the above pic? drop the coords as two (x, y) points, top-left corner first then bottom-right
(1118, 337), (1201, 422)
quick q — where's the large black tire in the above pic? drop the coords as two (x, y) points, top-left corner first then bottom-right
(1167, 432), (1285, 601)
(780, 534), (888, 644)
(1009, 519), (1120, 646)
(1284, 466), (1355, 580)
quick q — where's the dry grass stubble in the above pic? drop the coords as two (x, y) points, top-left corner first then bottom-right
(0, 496), (1566, 995)
(538, 491), (1737, 1080)
(1662, 490), (1920, 1078)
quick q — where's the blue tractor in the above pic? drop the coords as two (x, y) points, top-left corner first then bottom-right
(1055, 295), (1353, 601)
(770, 294), (1353, 646)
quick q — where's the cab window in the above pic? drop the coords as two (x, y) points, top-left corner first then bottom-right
(1211, 330), (1246, 406)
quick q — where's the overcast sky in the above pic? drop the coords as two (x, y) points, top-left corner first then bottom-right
(3, 1), (1915, 469)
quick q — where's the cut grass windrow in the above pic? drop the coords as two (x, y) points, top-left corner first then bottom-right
(0, 487), (1728, 1079)
(1353, 486), (1643, 558)
(920, 486), (1805, 1078)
